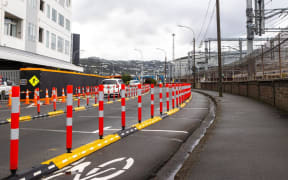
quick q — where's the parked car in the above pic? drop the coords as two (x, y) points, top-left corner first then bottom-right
(101, 79), (124, 97)
(129, 80), (140, 87)
(0, 80), (14, 99)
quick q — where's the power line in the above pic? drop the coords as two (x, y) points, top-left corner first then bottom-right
(199, 3), (216, 48)
(196, 0), (213, 41)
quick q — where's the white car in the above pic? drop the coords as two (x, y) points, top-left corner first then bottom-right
(101, 79), (123, 97)
(129, 80), (140, 87)
(0, 80), (14, 99)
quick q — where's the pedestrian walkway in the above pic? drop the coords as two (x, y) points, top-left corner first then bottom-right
(176, 90), (288, 180)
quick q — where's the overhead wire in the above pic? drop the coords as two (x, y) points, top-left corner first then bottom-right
(199, 2), (217, 48)
(196, 0), (213, 41)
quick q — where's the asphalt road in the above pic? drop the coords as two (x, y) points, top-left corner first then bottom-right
(41, 92), (210, 180)
(0, 90), (210, 180)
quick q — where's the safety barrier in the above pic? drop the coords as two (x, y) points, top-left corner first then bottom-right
(6, 83), (191, 179)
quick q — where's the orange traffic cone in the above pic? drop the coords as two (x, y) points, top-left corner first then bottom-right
(61, 88), (66, 103)
(44, 88), (50, 105)
(8, 89), (12, 106)
(25, 89), (30, 104)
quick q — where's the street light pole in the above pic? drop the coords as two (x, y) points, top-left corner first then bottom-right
(216, 0), (223, 97)
(172, 33), (175, 82)
(178, 25), (196, 88)
(156, 48), (167, 84)
(134, 49), (143, 83)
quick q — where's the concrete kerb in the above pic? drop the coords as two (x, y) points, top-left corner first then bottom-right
(6, 93), (192, 180)
(153, 90), (217, 180)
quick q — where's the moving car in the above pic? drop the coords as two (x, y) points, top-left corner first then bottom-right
(101, 78), (123, 97)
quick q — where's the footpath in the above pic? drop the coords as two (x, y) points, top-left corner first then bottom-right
(175, 90), (288, 180)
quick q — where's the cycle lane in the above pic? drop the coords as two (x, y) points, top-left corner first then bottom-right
(42, 92), (210, 180)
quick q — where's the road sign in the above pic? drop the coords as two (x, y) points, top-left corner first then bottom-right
(29, 75), (40, 87)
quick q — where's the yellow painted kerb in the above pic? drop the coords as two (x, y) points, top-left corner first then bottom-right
(7, 116), (32, 122)
(48, 110), (64, 116)
(42, 134), (120, 169)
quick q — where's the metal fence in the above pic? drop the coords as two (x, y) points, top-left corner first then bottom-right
(199, 32), (288, 82)
(0, 70), (20, 85)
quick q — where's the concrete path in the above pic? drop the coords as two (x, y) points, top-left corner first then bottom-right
(176, 90), (288, 180)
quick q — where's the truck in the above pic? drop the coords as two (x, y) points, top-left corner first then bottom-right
(0, 80), (14, 100)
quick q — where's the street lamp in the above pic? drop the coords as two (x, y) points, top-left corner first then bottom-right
(134, 49), (144, 83)
(178, 25), (196, 88)
(156, 48), (167, 84)
(172, 33), (175, 82)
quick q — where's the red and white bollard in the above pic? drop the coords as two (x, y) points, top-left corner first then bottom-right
(52, 87), (57, 111)
(172, 84), (175, 109)
(176, 84), (179, 107)
(77, 87), (81, 107)
(86, 86), (90, 106)
(66, 85), (73, 153)
(36, 88), (40, 115)
(166, 84), (170, 112)
(138, 84), (142, 123)
(151, 84), (154, 118)
(159, 83), (163, 116)
(98, 85), (104, 139)
(107, 85), (110, 102)
(121, 84), (126, 130)
(82, 87), (84, 97)
(113, 86), (115, 101)
(10, 86), (20, 175)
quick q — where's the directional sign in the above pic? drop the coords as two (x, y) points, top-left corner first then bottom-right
(29, 75), (40, 87)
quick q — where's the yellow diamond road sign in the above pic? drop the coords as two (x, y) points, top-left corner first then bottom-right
(29, 75), (40, 87)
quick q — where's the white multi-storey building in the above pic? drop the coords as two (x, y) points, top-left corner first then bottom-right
(0, 0), (82, 72)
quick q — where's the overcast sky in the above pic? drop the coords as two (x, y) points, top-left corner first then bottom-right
(72, 0), (287, 61)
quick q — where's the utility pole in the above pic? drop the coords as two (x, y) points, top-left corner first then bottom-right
(193, 38), (196, 88)
(246, 0), (254, 54)
(278, 34), (282, 78)
(172, 33), (175, 82)
(164, 56), (167, 84)
(216, 0), (223, 97)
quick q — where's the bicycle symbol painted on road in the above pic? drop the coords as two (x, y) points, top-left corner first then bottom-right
(43, 157), (134, 180)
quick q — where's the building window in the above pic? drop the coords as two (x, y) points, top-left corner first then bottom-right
(4, 13), (22, 38)
(65, 19), (70, 31)
(40, 0), (45, 12)
(39, 27), (44, 43)
(28, 23), (36, 41)
(52, 8), (57, 22)
(57, 36), (64, 52)
(46, 4), (50, 18)
(58, 13), (64, 27)
(51, 33), (56, 50)
(46, 30), (50, 48)
(65, 40), (70, 55)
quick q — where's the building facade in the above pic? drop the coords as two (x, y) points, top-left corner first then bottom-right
(0, 0), (82, 72)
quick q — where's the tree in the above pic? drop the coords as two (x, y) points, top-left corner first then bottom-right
(122, 73), (132, 84)
(144, 78), (157, 85)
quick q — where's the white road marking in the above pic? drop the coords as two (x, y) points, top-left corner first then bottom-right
(21, 126), (114, 134)
(183, 107), (208, 110)
(25, 102), (44, 108)
(142, 129), (189, 133)
(79, 115), (135, 119)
